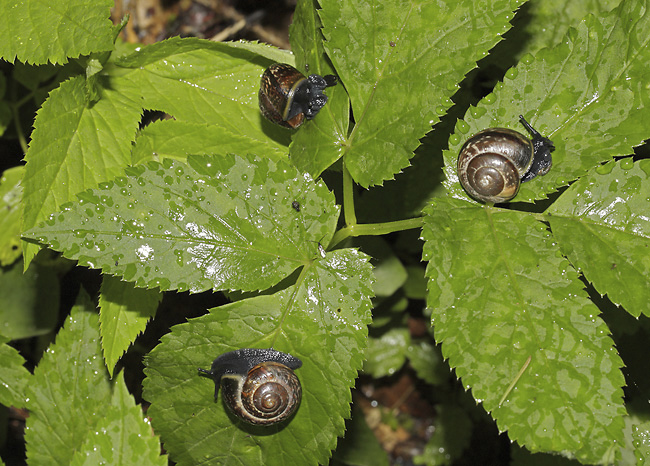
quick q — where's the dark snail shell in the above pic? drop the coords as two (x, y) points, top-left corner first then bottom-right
(457, 115), (554, 203)
(199, 348), (302, 425)
(259, 63), (337, 129)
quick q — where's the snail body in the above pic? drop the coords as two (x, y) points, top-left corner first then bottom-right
(199, 348), (302, 425)
(259, 63), (338, 129)
(457, 115), (554, 203)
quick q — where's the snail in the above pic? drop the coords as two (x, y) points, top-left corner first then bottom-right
(259, 63), (338, 129)
(198, 348), (302, 425)
(457, 115), (555, 203)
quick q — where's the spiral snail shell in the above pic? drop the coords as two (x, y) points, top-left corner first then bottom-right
(199, 348), (302, 425)
(259, 63), (338, 129)
(457, 115), (554, 203)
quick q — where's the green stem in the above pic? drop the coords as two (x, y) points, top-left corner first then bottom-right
(342, 163), (357, 226)
(329, 217), (424, 248)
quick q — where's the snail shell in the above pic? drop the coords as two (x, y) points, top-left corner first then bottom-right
(259, 63), (337, 129)
(199, 348), (302, 425)
(457, 116), (554, 203)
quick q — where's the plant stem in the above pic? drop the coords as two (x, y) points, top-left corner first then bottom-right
(329, 217), (424, 248)
(342, 163), (357, 226)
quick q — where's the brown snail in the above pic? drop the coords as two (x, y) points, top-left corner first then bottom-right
(457, 115), (554, 203)
(198, 348), (302, 425)
(258, 63), (337, 129)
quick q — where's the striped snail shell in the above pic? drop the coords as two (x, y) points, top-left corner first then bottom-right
(258, 63), (337, 129)
(199, 348), (302, 425)
(457, 115), (554, 203)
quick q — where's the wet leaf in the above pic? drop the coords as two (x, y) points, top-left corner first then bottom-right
(22, 75), (143, 267)
(320, 0), (523, 187)
(509, 0), (620, 56)
(548, 159), (650, 318)
(25, 153), (339, 293)
(69, 372), (167, 466)
(288, 0), (351, 178)
(131, 120), (288, 165)
(510, 444), (582, 466)
(0, 0), (114, 65)
(633, 421), (650, 465)
(25, 290), (112, 465)
(23, 38), (292, 269)
(143, 248), (374, 466)
(99, 276), (162, 377)
(0, 335), (30, 408)
(443, 0), (650, 203)
(0, 166), (23, 266)
(422, 197), (625, 464)
(112, 37), (292, 149)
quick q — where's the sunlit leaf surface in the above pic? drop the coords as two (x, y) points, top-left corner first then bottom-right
(26, 154), (339, 293)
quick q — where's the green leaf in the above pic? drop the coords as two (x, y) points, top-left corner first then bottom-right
(422, 197), (625, 463)
(0, 261), (59, 339)
(25, 289), (112, 465)
(320, 0), (523, 187)
(403, 265), (427, 300)
(0, 335), (30, 408)
(510, 444), (582, 466)
(143, 248), (374, 466)
(22, 75), (143, 266)
(112, 37), (291, 149)
(288, 0), (351, 178)
(0, 166), (23, 266)
(364, 327), (409, 378)
(357, 236), (408, 298)
(633, 421), (650, 465)
(548, 159), (650, 318)
(510, 0), (620, 56)
(0, 0), (114, 65)
(26, 153), (339, 293)
(131, 120), (288, 165)
(215, 41), (295, 65)
(443, 0), (650, 203)
(99, 276), (162, 377)
(69, 372), (167, 466)
(22, 37), (295, 268)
